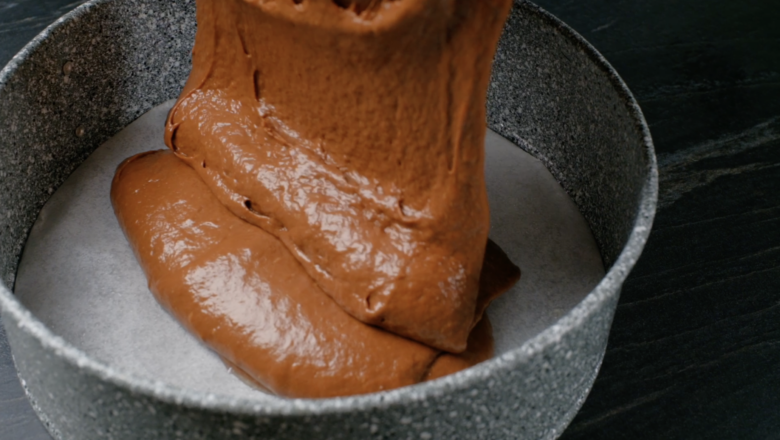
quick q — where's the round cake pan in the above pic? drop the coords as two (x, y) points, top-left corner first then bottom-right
(0, 1), (657, 439)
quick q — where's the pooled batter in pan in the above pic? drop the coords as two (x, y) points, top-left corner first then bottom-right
(112, 150), (518, 397)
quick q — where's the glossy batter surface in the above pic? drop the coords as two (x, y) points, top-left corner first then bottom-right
(111, 151), (519, 397)
(166, 0), (514, 352)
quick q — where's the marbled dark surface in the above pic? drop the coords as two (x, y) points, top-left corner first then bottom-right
(1, 0), (778, 439)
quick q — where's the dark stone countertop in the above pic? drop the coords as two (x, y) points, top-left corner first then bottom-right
(1, 1), (778, 439)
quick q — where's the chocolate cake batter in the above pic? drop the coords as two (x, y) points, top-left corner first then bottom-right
(165, 0), (514, 352)
(111, 151), (518, 397)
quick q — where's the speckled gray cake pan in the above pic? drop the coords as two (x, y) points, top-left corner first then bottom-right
(0, 1), (658, 439)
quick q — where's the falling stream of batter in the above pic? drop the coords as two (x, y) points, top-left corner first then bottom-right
(111, 0), (519, 397)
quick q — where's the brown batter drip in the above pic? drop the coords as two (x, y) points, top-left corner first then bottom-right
(111, 151), (518, 398)
(165, 0), (514, 352)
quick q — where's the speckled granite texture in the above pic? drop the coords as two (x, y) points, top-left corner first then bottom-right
(0, 0), (196, 287)
(488, 3), (652, 270)
(0, 1), (657, 439)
